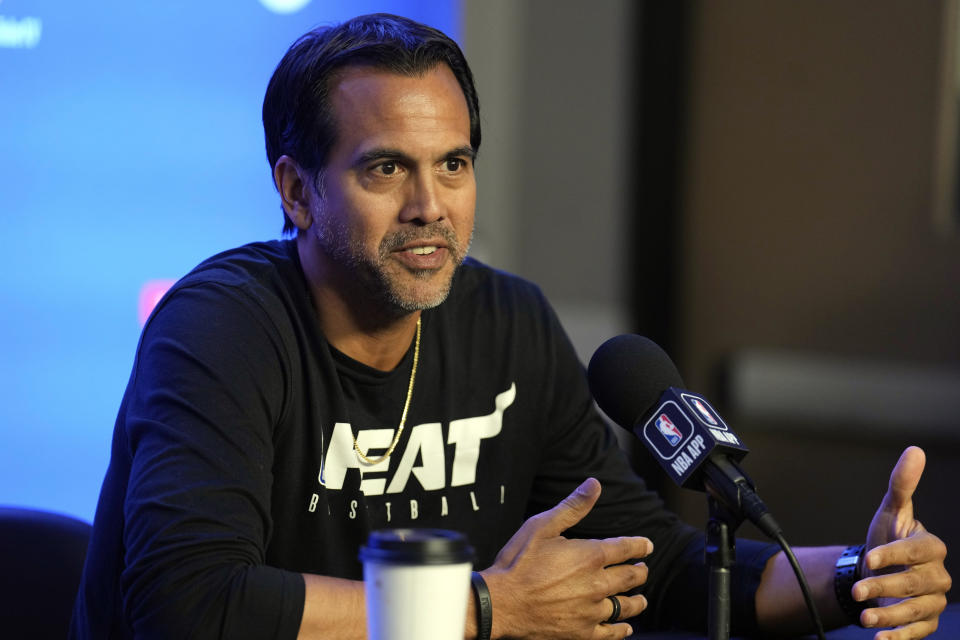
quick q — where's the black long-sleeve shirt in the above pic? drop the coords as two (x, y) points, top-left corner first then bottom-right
(71, 239), (777, 638)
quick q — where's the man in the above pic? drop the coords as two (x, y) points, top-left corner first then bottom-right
(71, 13), (949, 640)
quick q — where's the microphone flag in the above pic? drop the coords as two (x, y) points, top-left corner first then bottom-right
(639, 388), (749, 489)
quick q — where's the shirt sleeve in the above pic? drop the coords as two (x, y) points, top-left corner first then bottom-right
(525, 290), (780, 634)
(641, 534), (780, 635)
(119, 282), (305, 639)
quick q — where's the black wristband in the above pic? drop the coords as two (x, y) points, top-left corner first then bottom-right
(471, 571), (492, 640)
(834, 544), (876, 627)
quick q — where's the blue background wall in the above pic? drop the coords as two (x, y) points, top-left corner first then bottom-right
(0, 0), (459, 522)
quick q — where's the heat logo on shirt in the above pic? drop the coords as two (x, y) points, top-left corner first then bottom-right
(656, 414), (683, 446)
(307, 383), (517, 524)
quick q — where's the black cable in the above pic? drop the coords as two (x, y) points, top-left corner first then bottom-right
(774, 532), (826, 640)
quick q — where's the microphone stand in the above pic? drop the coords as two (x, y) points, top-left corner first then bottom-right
(705, 496), (742, 640)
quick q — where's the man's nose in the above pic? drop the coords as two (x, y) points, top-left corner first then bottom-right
(399, 173), (444, 224)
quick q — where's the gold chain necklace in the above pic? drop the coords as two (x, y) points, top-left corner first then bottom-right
(352, 316), (421, 465)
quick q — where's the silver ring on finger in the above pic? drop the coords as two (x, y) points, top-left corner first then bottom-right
(605, 595), (621, 624)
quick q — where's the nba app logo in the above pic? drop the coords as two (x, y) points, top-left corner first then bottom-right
(656, 414), (683, 446)
(691, 398), (718, 426)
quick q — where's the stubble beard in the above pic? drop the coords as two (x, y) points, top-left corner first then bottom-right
(312, 206), (472, 316)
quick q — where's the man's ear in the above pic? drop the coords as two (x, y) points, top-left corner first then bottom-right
(273, 155), (314, 231)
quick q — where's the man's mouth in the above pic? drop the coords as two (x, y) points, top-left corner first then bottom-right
(382, 223), (462, 270)
(390, 242), (450, 271)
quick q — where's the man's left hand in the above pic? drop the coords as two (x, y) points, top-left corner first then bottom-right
(854, 446), (951, 639)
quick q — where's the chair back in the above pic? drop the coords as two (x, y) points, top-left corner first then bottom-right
(0, 507), (92, 639)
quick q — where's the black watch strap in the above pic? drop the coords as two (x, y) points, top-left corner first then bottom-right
(471, 571), (492, 640)
(834, 544), (876, 626)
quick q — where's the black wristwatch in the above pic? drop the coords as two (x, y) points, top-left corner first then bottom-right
(834, 544), (876, 626)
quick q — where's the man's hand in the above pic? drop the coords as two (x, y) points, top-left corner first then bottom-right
(855, 446), (951, 639)
(480, 478), (653, 640)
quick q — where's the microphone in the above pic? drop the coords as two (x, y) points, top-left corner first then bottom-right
(587, 334), (781, 539)
(589, 335), (828, 640)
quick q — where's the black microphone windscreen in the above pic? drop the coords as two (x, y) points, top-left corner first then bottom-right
(587, 335), (685, 429)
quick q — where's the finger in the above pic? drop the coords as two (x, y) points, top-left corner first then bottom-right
(861, 533), (944, 578)
(860, 593), (945, 632)
(533, 477), (602, 538)
(855, 566), (951, 607)
(599, 536), (654, 566)
(603, 561), (649, 594)
(869, 619), (939, 640)
(590, 595), (646, 639)
(596, 594), (648, 625)
(882, 446), (925, 513)
(592, 621), (634, 640)
(615, 593), (648, 621)
(855, 567), (921, 602)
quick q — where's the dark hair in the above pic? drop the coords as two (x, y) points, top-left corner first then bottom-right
(262, 13), (481, 234)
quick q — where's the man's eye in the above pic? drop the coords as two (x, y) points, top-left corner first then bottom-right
(378, 162), (398, 175)
(445, 158), (464, 172)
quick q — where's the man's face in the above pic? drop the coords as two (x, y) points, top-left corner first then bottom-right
(308, 64), (476, 314)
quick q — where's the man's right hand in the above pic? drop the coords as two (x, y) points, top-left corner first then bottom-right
(480, 478), (653, 640)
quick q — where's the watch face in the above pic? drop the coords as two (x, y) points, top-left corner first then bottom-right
(837, 553), (860, 568)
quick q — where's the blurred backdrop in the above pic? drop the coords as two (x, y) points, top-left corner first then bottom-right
(2, 0), (958, 597)
(462, 0), (960, 598)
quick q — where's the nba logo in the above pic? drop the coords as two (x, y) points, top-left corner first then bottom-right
(691, 398), (718, 426)
(656, 414), (683, 446)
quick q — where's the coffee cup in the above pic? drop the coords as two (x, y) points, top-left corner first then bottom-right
(359, 528), (474, 640)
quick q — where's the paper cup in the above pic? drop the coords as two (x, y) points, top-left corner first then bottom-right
(360, 529), (474, 640)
